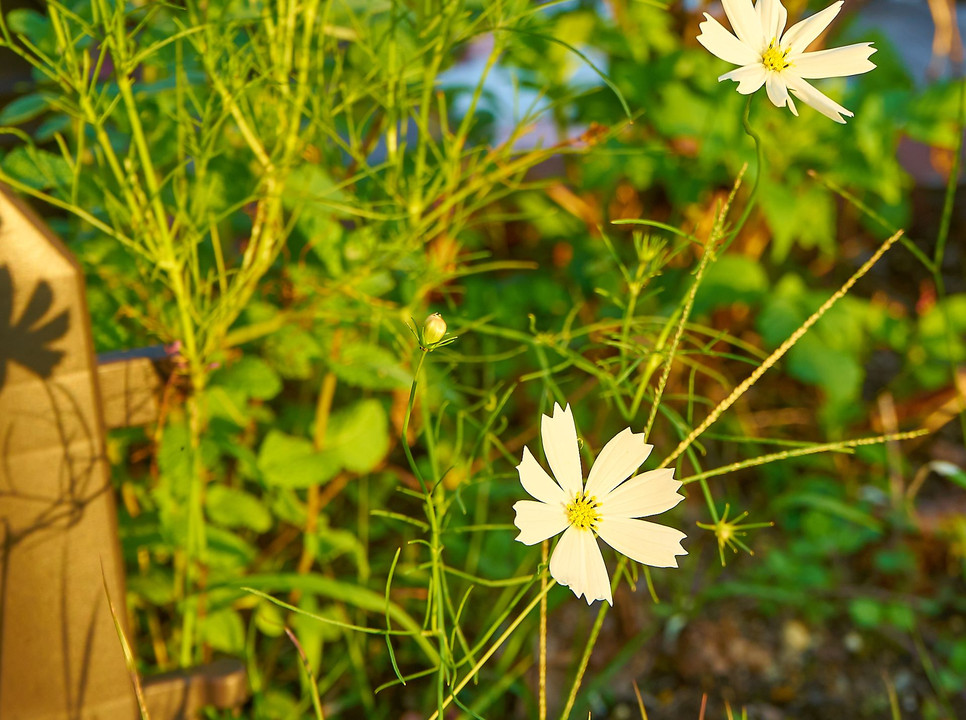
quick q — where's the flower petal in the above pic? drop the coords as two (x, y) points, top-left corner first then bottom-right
(719, 64), (768, 95)
(787, 92), (799, 116)
(722, 0), (765, 52)
(517, 446), (567, 505)
(789, 43), (877, 79)
(781, 0), (842, 55)
(596, 516), (687, 568)
(584, 427), (653, 500)
(765, 72), (791, 109)
(513, 500), (569, 546)
(784, 73), (853, 123)
(600, 468), (684, 519)
(697, 13), (760, 66)
(756, 0), (787, 42)
(549, 526), (612, 605)
(540, 403), (583, 497)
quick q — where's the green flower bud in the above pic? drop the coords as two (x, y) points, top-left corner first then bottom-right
(422, 312), (447, 346)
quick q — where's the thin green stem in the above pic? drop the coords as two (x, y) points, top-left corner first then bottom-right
(660, 230), (903, 470)
(935, 79), (965, 268)
(724, 96), (763, 250)
(402, 352), (429, 492)
(557, 558), (627, 720)
(679, 429), (929, 485)
(400, 349), (451, 713)
(539, 540), (548, 720)
(427, 579), (556, 720)
(932, 77), (966, 445)
(285, 628), (326, 720)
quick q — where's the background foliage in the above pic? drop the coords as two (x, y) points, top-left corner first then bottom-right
(1, 0), (965, 718)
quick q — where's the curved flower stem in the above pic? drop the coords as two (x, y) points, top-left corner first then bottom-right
(724, 96), (764, 251)
(935, 79), (964, 269)
(933, 78), (966, 444)
(402, 352), (430, 494)
(539, 540), (549, 720)
(558, 604), (607, 720)
(401, 350), (452, 712)
(556, 558), (626, 720)
(427, 578), (556, 720)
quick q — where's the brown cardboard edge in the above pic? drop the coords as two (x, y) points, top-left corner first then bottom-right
(0, 182), (131, 631)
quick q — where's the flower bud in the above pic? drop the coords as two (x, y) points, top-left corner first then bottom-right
(422, 312), (447, 346)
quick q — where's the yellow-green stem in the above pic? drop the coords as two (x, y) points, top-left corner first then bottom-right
(428, 579), (556, 720)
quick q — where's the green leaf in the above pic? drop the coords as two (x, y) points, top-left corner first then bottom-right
(270, 487), (307, 526)
(126, 567), (175, 605)
(264, 325), (323, 380)
(332, 342), (411, 390)
(199, 608), (246, 653)
(292, 595), (326, 672)
(213, 356), (283, 400)
(849, 598), (882, 628)
(7, 9), (52, 49)
(885, 603), (916, 632)
(756, 274), (807, 346)
(36, 114), (71, 143)
(206, 526), (257, 569)
(918, 295), (966, 363)
(693, 255), (768, 315)
(777, 492), (883, 533)
(950, 640), (966, 675)
(317, 517), (369, 575)
(759, 183), (835, 261)
(0, 93), (49, 125)
(254, 599), (286, 638)
(158, 421), (191, 497)
(206, 485), (272, 533)
(326, 399), (389, 474)
(905, 79), (962, 148)
(1, 145), (71, 190)
(787, 333), (862, 402)
(258, 692), (300, 718)
(283, 162), (345, 207)
(873, 547), (917, 575)
(294, 600), (343, 645)
(257, 430), (340, 488)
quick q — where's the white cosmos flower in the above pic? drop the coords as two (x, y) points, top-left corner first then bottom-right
(512, 403), (687, 605)
(696, 0), (876, 123)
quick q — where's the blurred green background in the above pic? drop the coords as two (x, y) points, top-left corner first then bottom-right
(1, 0), (965, 718)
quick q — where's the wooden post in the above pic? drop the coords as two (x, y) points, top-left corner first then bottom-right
(0, 186), (247, 718)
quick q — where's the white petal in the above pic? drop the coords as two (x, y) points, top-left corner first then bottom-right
(540, 403), (583, 497)
(756, 0), (787, 42)
(787, 92), (799, 116)
(600, 469), (684, 519)
(765, 72), (791, 108)
(788, 43), (877, 79)
(784, 73), (853, 123)
(596, 517), (687, 568)
(517, 446), (567, 505)
(781, 1), (843, 55)
(719, 64), (768, 95)
(583, 427), (652, 500)
(697, 14), (760, 66)
(549, 526), (612, 605)
(722, 0), (765, 51)
(513, 500), (569, 546)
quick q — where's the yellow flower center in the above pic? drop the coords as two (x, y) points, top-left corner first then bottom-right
(761, 42), (789, 72)
(566, 492), (601, 532)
